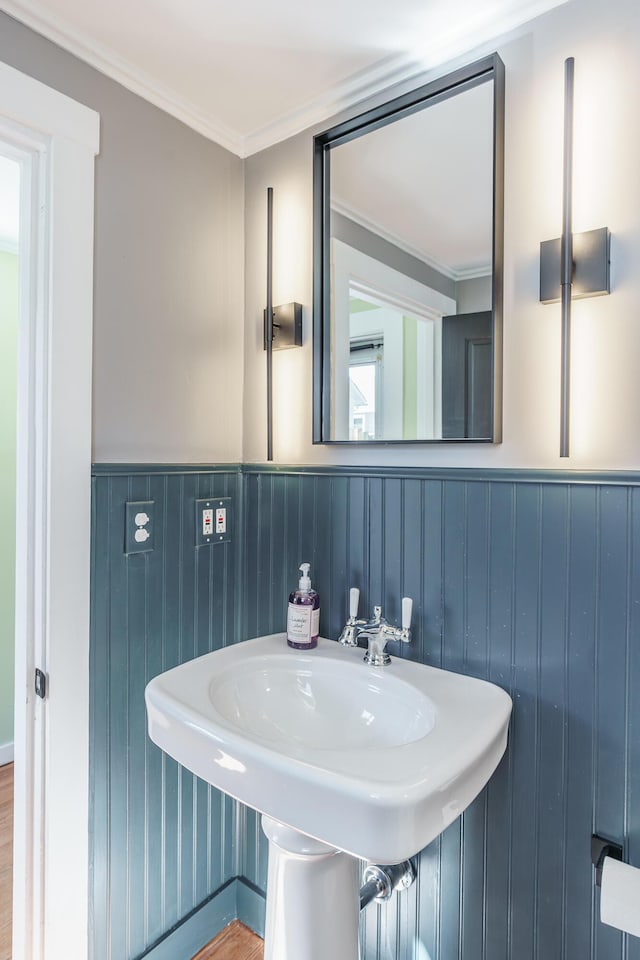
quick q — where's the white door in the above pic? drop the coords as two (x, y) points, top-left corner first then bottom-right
(0, 60), (99, 960)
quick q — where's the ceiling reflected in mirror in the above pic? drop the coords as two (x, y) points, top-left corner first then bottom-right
(330, 81), (493, 283)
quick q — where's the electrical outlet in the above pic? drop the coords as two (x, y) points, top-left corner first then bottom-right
(195, 497), (232, 546)
(125, 500), (154, 554)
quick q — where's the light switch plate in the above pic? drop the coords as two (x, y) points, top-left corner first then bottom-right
(196, 497), (232, 546)
(125, 500), (154, 554)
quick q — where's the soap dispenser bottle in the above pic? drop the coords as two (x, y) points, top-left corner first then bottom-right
(287, 563), (320, 649)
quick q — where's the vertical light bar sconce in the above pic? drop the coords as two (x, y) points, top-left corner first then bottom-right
(263, 186), (303, 462)
(266, 187), (274, 461)
(559, 56), (574, 459)
(540, 57), (611, 457)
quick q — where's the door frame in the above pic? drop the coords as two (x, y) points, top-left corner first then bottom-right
(0, 60), (99, 960)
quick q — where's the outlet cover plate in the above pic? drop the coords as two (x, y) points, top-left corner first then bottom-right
(196, 497), (232, 546)
(125, 500), (154, 554)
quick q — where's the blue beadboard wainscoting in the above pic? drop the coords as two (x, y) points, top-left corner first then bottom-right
(91, 465), (640, 960)
(90, 466), (264, 960)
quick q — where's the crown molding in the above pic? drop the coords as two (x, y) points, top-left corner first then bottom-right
(2, 0), (419, 158)
(0, 0), (245, 155)
(455, 264), (493, 281)
(332, 199), (457, 280)
(332, 200), (491, 282)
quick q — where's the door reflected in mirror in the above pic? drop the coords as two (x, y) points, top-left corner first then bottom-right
(314, 54), (504, 444)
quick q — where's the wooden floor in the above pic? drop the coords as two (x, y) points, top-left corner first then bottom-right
(193, 920), (263, 960)
(0, 763), (12, 960)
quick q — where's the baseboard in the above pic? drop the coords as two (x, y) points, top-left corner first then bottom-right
(236, 878), (266, 938)
(0, 742), (14, 766)
(138, 880), (237, 960)
(137, 877), (266, 959)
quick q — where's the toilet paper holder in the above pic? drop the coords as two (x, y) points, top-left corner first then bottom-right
(591, 834), (623, 887)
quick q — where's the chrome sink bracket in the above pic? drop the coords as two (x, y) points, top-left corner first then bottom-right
(359, 859), (417, 910)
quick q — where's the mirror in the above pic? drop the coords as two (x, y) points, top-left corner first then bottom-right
(313, 54), (504, 444)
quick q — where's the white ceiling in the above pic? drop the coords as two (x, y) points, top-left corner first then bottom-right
(1, 0), (568, 156)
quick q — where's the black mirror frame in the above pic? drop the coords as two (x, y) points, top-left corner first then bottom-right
(312, 52), (505, 445)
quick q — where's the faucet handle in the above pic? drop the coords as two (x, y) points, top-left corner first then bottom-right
(338, 587), (363, 646)
(402, 597), (413, 631)
(349, 587), (360, 619)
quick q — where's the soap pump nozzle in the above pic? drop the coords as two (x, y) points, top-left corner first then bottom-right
(298, 563), (312, 592)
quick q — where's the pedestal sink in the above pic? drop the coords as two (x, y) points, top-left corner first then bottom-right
(145, 634), (512, 959)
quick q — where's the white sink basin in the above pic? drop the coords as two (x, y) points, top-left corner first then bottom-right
(210, 654), (436, 750)
(146, 634), (512, 863)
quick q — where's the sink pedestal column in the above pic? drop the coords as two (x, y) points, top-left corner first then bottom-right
(261, 816), (360, 960)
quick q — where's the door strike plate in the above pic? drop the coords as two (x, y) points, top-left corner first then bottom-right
(35, 668), (47, 699)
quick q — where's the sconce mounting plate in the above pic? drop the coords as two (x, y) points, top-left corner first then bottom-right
(540, 227), (610, 304)
(264, 301), (303, 350)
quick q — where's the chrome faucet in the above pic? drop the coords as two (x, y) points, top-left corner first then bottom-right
(338, 589), (413, 666)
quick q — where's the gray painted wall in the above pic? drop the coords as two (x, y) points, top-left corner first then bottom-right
(456, 274), (492, 312)
(4, 0), (640, 472)
(0, 12), (244, 464)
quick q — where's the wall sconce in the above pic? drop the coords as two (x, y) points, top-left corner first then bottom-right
(264, 186), (303, 461)
(540, 57), (611, 457)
